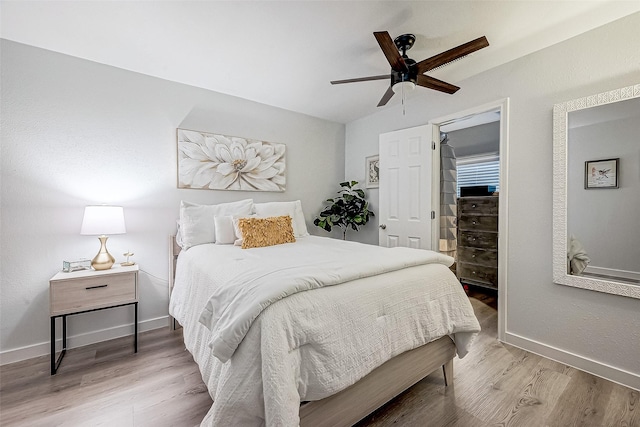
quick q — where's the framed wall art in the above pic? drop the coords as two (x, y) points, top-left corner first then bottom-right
(584, 158), (619, 189)
(177, 128), (286, 192)
(365, 155), (379, 188)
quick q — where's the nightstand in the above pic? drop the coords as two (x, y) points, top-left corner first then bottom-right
(49, 264), (139, 374)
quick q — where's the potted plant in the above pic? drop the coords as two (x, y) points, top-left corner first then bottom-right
(314, 181), (374, 240)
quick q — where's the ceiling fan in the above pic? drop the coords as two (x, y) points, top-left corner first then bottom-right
(331, 32), (489, 107)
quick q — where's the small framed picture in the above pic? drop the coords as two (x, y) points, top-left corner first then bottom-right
(365, 155), (379, 188)
(585, 158), (619, 189)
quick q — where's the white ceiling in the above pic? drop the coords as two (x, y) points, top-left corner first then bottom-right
(2, 1), (639, 124)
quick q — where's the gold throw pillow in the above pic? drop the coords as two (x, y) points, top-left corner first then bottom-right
(238, 215), (296, 249)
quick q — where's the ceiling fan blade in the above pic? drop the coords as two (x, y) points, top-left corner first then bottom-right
(331, 74), (390, 85)
(377, 86), (395, 107)
(416, 36), (489, 74)
(374, 31), (408, 72)
(417, 74), (460, 94)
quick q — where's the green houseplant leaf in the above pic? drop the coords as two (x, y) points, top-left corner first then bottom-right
(313, 181), (375, 240)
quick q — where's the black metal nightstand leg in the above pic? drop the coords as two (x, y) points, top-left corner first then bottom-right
(50, 301), (137, 375)
(134, 302), (138, 353)
(62, 315), (67, 349)
(50, 317), (55, 375)
(50, 315), (67, 375)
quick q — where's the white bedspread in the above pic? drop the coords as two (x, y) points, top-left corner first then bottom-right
(197, 236), (456, 362)
(169, 236), (480, 426)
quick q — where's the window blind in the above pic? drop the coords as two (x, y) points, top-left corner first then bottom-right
(456, 155), (500, 197)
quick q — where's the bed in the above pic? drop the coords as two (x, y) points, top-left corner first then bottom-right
(168, 199), (480, 426)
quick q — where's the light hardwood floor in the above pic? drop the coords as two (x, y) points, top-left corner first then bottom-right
(1, 289), (637, 426)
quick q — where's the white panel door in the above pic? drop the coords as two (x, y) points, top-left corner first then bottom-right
(378, 124), (437, 249)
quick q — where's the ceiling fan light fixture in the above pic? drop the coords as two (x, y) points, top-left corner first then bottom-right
(392, 81), (416, 94)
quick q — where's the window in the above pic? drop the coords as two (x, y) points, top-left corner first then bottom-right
(456, 154), (500, 197)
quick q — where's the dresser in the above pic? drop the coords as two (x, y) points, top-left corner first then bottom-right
(456, 196), (498, 290)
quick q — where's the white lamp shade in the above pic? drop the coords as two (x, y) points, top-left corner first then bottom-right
(80, 206), (126, 235)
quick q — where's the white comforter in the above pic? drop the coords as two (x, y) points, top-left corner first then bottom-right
(197, 236), (457, 362)
(169, 236), (480, 426)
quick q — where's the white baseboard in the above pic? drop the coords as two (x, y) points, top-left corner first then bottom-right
(504, 332), (640, 391)
(584, 265), (640, 281)
(0, 316), (170, 366)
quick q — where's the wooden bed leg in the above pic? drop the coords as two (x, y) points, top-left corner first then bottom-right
(442, 359), (454, 387)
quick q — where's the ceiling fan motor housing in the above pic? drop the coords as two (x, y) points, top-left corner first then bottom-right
(391, 57), (418, 86)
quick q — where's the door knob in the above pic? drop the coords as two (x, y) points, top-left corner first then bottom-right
(379, 224), (387, 230)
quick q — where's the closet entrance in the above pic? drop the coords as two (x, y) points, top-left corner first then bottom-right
(430, 99), (509, 341)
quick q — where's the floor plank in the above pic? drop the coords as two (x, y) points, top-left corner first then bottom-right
(1, 290), (637, 426)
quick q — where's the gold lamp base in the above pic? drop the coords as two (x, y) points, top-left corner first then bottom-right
(91, 235), (115, 270)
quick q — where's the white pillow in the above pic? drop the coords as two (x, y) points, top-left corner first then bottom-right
(179, 199), (253, 249)
(175, 220), (184, 248)
(214, 215), (236, 245)
(232, 214), (257, 246)
(253, 200), (309, 237)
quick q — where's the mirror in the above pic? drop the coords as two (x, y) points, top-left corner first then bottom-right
(553, 83), (640, 299)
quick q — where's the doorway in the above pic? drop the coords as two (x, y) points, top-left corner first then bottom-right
(429, 99), (509, 342)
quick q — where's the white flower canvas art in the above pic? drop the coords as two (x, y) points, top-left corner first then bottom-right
(177, 129), (286, 191)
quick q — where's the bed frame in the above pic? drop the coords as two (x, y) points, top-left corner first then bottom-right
(168, 236), (456, 426)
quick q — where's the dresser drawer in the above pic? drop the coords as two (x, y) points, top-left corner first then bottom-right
(457, 246), (497, 268)
(50, 272), (137, 315)
(458, 214), (498, 232)
(458, 263), (498, 288)
(458, 197), (498, 215)
(459, 230), (498, 250)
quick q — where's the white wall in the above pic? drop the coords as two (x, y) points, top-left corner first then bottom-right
(0, 40), (345, 363)
(345, 13), (640, 389)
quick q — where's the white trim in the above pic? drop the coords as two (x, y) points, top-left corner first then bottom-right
(429, 98), (510, 343)
(0, 316), (170, 366)
(505, 332), (640, 391)
(584, 266), (640, 282)
(431, 124), (441, 252)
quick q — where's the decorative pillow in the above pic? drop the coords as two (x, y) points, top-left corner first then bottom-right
(238, 216), (296, 249)
(214, 215), (236, 245)
(178, 199), (253, 249)
(232, 214), (256, 246)
(253, 200), (309, 237)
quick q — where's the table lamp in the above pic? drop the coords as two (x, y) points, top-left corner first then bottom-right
(80, 205), (126, 270)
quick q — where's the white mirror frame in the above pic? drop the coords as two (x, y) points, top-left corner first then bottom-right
(552, 83), (640, 299)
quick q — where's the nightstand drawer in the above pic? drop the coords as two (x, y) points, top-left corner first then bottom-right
(50, 272), (137, 315)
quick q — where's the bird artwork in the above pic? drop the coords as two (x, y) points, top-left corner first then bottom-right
(121, 251), (135, 266)
(598, 168), (611, 178)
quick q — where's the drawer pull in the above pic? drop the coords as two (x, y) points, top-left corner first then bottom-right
(471, 204), (477, 208)
(472, 220), (477, 225)
(472, 254), (476, 258)
(86, 284), (108, 290)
